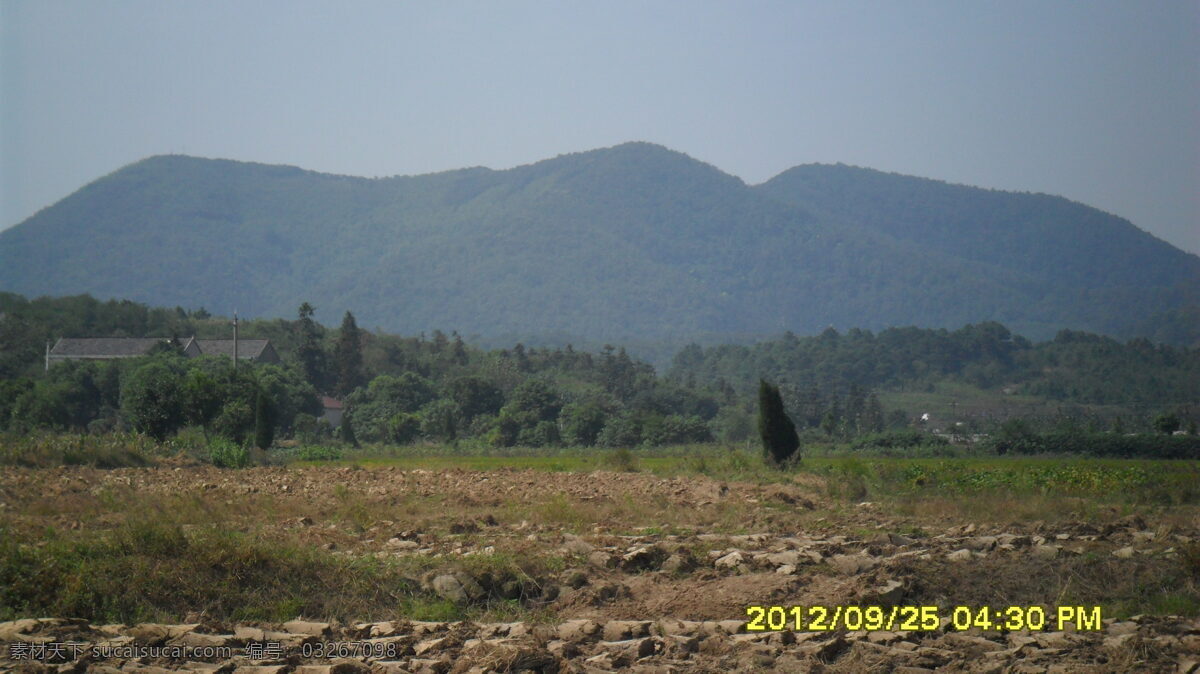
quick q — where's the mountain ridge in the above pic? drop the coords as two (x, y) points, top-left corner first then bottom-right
(1, 142), (1196, 345)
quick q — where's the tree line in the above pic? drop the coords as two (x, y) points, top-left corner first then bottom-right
(1, 293), (1195, 456)
(668, 322), (1200, 406)
(0, 296), (732, 449)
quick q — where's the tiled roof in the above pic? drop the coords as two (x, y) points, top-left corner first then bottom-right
(49, 337), (171, 357)
(193, 339), (272, 359)
(321, 396), (344, 410)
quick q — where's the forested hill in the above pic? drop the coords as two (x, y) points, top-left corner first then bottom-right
(1, 142), (1196, 344)
(758, 163), (1198, 295)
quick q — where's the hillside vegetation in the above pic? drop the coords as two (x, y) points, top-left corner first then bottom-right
(1, 293), (1196, 462)
(667, 322), (1200, 407)
(2, 143), (1196, 345)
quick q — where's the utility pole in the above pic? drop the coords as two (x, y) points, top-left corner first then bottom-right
(232, 311), (239, 374)
(45, 341), (50, 372)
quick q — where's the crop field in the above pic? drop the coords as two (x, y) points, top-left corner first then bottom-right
(1, 438), (1198, 672)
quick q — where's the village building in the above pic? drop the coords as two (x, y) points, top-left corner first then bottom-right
(319, 396), (345, 427)
(179, 338), (280, 364)
(47, 336), (280, 368)
(47, 337), (175, 366)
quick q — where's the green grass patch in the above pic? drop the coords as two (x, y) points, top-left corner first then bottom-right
(799, 457), (1200, 505)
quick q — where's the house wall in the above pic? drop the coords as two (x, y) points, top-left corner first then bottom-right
(320, 406), (344, 427)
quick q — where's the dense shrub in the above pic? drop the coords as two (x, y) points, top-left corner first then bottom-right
(985, 431), (1200, 459)
(293, 412), (333, 444)
(641, 414), (712, 445)
(853, 429), (949, 450)
(208, 437), (250, 468)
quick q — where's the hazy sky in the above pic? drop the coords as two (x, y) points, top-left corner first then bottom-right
(2, 1), (1197, 253)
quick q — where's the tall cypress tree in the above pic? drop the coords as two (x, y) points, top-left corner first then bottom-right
(333, 311), (365, 396)
(758, 379), (800, 466)
(340, 413), (359, 448)
(451, 332), (469, 366)
(294, 302), (327, 392)
(254, 389), (275, 450)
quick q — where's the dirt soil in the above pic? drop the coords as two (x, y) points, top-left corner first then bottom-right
(1, 464), (1198, 673)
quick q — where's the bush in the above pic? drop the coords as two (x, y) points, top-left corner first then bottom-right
(212, 398), (255, 445)
(389, 412), (422, 444)
(853, 429), (949, 450)
(597, 414), (641, 448)
(987, 419), (1040, 455)
(293, 413), (333, 444)
(1154, 413), (1182, 435)
(710, 406), (753, 443)
(602, 447), (639, 472)
(984, 430), (1200, 459)
(208, 438), (250, 468)
(517, 420), (561, 447)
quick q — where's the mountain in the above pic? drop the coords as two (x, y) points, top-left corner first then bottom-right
(757, 164), (1200, 338)
(1, 142), (1196, 344)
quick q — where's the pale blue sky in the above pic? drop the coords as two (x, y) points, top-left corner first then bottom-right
(2, 1), (1197, 253)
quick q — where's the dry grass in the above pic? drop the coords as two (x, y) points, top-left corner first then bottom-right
(892, 550), (1200, 619)
(2, 451), (1198, 626)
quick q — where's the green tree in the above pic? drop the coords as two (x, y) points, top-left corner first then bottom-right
(0, 379), (34, 430)
(845, 384), (866, 435)
(758, 380), (800, 466)
(206, 369), (260, 444)
(252, 364), (320, 435)
(182, 367), (224, 433)
(710, 406), (753, 443)
(419, 399), (460, 442)
(41, 361), (107, 429)
(254, 389), (275, 450)
(820, 396), (843, 437)
(444, 376), (504, 420)
(121, 360), (185, 440)
(491, 380), (562, 447)
(559, 401), (609, 446)
(340, 413), (359, 447)
(451, 333), (469, 366)
(9, 382), (72, 431)
(597, 413), (641, 447)
(345, 373), (437, 443)
(862, 392), (885, 434)
(506, 379), (561, 422)
(1154, 413), (1181, 435)
(518, 420), (561, 447)
(333, 311), (365, 397)
(389, 412), (423, 444)
(294, 302), (327, 391)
